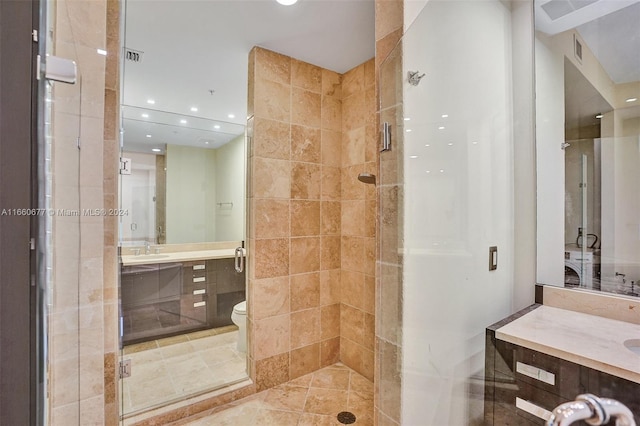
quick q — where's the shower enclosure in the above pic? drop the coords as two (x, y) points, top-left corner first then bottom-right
(377, 1), (535, 424)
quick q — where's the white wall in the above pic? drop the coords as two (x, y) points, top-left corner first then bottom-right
(535, 32), (566, 286)
(214, 134), (245, 242)
(165, 145), (217, 243)
(401, 1), (529, 423)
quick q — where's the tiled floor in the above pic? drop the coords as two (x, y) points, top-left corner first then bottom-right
(172, 363), (374, 426)
(122, 326), (247, 414)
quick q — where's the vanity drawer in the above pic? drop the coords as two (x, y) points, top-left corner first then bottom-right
(183, 260), (209, 272)
(495, 378), (566, 425)
(179, 294), (208, 324)
(515, 346), (584, 398)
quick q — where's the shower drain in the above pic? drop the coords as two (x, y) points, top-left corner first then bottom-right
(337, 411), (357, 424)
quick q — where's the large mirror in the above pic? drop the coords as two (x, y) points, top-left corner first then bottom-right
(535, 0), (640, 297)
(120, 106), (245, 245)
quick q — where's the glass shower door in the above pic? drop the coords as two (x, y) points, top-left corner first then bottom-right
(378, 1), (535, 424)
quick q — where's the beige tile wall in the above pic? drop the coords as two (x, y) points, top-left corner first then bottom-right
(103, 0), (121, 423)
(375, 0), (404, 425)
(247, 47), (343, 392)
(339, 59), (377, 381)
(48, 0), (109, 424)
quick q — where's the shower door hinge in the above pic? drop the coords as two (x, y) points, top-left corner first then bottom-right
(381, 122), (391, 152)
(119, 359), (132, 379)
(29, 238), (35, 250)
(32, 30), (38, 43)
(120, 157), (132, 175)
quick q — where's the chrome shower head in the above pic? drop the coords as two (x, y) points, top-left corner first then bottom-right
(357, 173), (376, 185)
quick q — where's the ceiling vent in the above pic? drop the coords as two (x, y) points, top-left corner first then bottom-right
(124, 48), (143, 63)
(541, 0), (600, 20)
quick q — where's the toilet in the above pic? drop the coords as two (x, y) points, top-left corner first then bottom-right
(231, 301), (246, 352)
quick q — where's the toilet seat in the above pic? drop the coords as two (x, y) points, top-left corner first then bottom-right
(233, 301), (246, 315)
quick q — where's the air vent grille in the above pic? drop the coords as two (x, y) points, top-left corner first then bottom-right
(124, 48), (143, 63)
(541, 0), (599, 21)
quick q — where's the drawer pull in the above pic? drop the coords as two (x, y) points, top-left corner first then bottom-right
(515, 397), (552, 421)
(193, 289), (206, 295)
(193, 301), (206, 308)
(193, 277), (206, 283)
(516, 361), (556, 386)
(193, 264), (206, 270)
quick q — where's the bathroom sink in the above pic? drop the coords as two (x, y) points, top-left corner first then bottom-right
(623, 339), (640, 356)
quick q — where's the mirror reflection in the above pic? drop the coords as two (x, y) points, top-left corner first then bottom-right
(535, 0), (640, 297)
(120, 106), (245, 246)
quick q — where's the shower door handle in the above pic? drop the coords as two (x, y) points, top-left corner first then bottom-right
(381, 122), (391, 152)
(234, 247), (244, 273)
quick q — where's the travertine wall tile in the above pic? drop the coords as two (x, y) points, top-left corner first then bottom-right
(248, 48), (343, 389)
(374, 17), (404, 416)
(339, 60), (376, 381)
(290, 343), (321, 379)
(249, 48), (378, 402)
(290, 273), (321, 312)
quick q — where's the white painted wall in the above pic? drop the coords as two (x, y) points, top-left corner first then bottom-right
(165, 145), (217, 243)
(214, 134), (245, 242)
(401, 1), (531, 423)
(535, 32), (566, 286)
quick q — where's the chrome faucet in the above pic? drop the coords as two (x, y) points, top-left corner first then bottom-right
(145, 241), (151, 255)
(548, 394), (636, 426)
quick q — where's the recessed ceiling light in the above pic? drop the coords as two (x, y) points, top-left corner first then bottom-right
(147, 99), (155, 105)
(425, 144), (430, 147)
(205, 141), (209, 145)
(438, 126), (445, 130)
(404, 117), (411, 121)
(152, 148), (161, 152)
(97, 49), (107, 56)
(190, 107), (198, 112)
(447, 142), (453, 146)
(214, 125), (221, 129)
(406, 129), (412, 133)
(146, 134), (152, 138)
(141, 113), (149, 118)
(276, 0), (298, 5)
(180, 119), (187, 124)
(441, 114), (448, 118)
(410, 155), (418, 159)
(426, 170), (431, 174)
(228, 113), (235, 119)
(595, 114), (603, 119)
(440, 169), (444, 173)
(626, 98), (638, 103)
(472, 141), (478, 145)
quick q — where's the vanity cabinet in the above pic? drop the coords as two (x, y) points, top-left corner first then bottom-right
(121, 256), (245, 345)
(485, 307), (640, 425)
(181, 258), (245, 328)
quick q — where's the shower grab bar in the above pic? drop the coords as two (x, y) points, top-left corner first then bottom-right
(547, 394), (636, 426)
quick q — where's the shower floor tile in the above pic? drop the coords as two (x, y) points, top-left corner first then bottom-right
(172, 364), (374, 426)
(121, 326), (247, 414)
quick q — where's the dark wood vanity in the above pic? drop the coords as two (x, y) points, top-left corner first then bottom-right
(485, 305), (640, 425)
(121, 257), (245, 345)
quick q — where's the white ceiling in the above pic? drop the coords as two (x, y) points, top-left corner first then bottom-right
(122, 0), (375, 153)
(576, 1), (640, 84)
(535, 0), (640, 84)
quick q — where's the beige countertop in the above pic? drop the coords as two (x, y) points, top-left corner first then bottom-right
(496, 305), (640, 384)
(121, 248), (244, 266)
